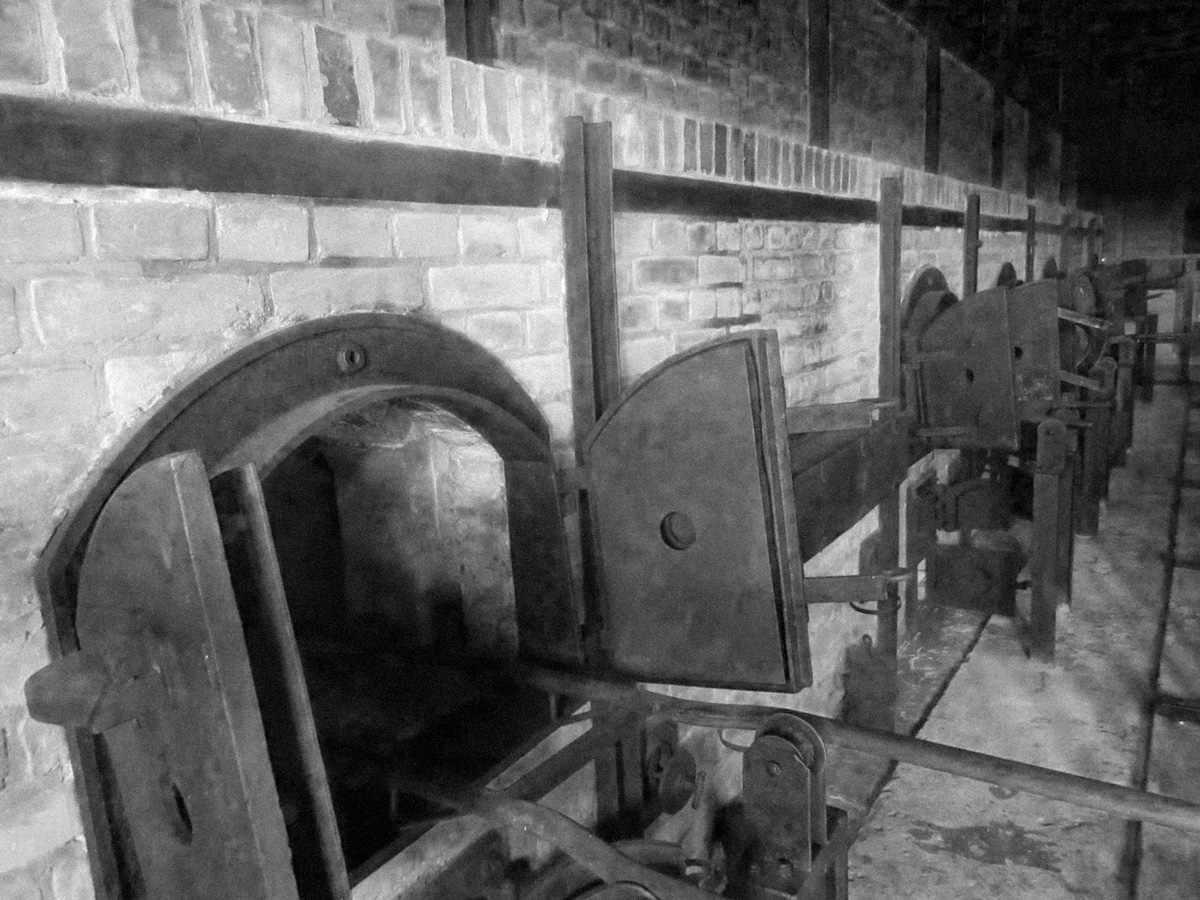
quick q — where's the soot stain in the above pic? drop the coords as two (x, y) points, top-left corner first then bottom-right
(906, 821), (1061, 872)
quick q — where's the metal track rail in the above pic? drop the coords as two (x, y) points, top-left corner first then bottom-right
(517, 670), (1200, 837)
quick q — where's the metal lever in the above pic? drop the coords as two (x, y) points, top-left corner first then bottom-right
(805, 572), (910, 606)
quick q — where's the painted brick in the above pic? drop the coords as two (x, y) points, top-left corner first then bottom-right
(614, 217), (653, 255)
(698, 255), (741, 284)
(392, 0), (444, 43)
(215, 202), (309, 263)
(332, 0), (390, 30)
(104, 350), (195, 423)
(450, 59), (481, 141)
(699, 121), (714, 174)
(663, 116), (681, 172)
(688, 289), (718, 320)
(517, 213), (559, 258)
(426, 264), (543, 311)
(270, 266), (423, 318)
(52, 0), (127, 95)
(263, 0), (321, 12)
(688, 223), (716, 252)
(619, 298), (656, 331)
(50, 840), (94, 900)
(683, 118), (698, 173)
(0, 438), (89, 526)
(0, 199), (82, 263)
(314, 205), (393, 258)
(202, 4), (262, 115)
(652, 220), (687, 253)
(466, 310), (525, 354)
(408, 48), (444, 137)
(0, 367), (100, 432)
(133, 0), (192, 104)
(31, 275), (263, 345)
(259, 14), (310, 121)
(0, 283), (17, 354)
(0, 0), (46, 84)
(658, 297), (689, 324)
(526, 308), (565, 352)
(461, 215), (518, 258)
(315, 26), (359, 126)
(621, 336), (673, 379)
(541, 262), (564, 307)
(716, 222), (741, 252)
(94, 202), (209, 260)
(368, 39), (404, 128)
(393, 211), (459, 257)
(505, 352), (569, 400)
(518, 75), (547, 157)
(0, 785), (83, 873)
(744, 223), (764, 250)
(483, 68), (512, 150)
(633, 257), (696, 288)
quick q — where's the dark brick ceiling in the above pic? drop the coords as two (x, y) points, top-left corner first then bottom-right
(881, 0), (1200, 202)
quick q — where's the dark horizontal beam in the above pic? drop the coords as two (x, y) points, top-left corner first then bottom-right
(612, 169), (878, 223)
(0, 94), (1085, 237)
(0, 94), (560, 209)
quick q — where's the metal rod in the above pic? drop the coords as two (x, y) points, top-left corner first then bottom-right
(514, 672), (1200, 836)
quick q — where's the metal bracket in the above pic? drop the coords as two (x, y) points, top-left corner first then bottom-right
(730, 714), (829, 898)
(927, 536), (1025, 617)
(804, 573), (908, 607)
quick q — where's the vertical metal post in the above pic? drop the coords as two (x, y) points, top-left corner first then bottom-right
(963, 193), (980, 297)
(1025, 204), (1037, 283)
(875, 177), (904, 730)
(808, 0), (830, 149)
(1114, 337), (1136, 467)
(1030, 419), (1068, 660)
(562, 117), (633, 834)
(1177, 260), (1195, 385)
(924, 36), (942, 174)
(1140, 313), (1159, 403)
(583, 122), (622, 414)
(563, 117), (598, 447)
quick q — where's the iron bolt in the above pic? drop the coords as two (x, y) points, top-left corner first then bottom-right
(766, 760), (781, 777)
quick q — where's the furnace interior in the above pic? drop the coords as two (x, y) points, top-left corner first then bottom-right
(261, 398), (554, 877)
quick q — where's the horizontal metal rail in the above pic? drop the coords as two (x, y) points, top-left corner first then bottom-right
(518, 670), (1200, 836)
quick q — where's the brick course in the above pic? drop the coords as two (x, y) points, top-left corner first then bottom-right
(93, 202), (209, 261)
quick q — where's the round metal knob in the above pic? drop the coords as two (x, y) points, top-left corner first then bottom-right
(660, 512), (696, 550)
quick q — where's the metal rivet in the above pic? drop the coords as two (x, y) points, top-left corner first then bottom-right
(660, 511), (697, 550)
(766, 760), (781, 777)
(336, 343), (368, 374)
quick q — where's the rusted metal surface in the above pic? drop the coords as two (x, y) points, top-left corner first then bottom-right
(583, 331), (808, 691)
(1029, 419), (1071, 659)
(30, 453), (301, 900)
(1076, 358), (1116, 536)
(210, 466), (349, 899)
(907, 286), (1020, 449)
(963, 193), (980, 297)
(789, 421), (911, 561)
(785, 398), (898, 433)
(1007, 280), (1062, 419)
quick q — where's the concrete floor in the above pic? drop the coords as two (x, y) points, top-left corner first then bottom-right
(849, 385), (1200, 899)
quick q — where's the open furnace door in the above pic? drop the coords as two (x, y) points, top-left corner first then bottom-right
(26, 453), (347, 900)
(583, 331), (810, 691)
